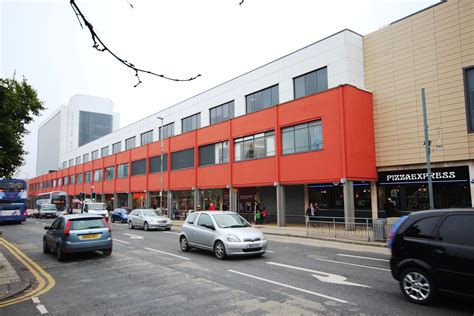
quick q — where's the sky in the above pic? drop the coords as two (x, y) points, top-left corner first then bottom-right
(0, 0), (440, 179)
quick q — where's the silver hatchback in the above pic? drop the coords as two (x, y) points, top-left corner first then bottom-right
(179, 211), (267, 259)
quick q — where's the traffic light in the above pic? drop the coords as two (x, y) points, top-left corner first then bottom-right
(80, 192), (85, 201)
(91, 192), (96, 201)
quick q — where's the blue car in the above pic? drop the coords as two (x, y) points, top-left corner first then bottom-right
(111, 208), (131, 223)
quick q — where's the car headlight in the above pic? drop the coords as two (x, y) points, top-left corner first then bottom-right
(226, 234), (241, 242)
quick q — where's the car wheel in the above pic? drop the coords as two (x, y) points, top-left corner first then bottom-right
(128, 221), (134, 229)
(144, 222), (149, 231)
(43, 241), (50, 254)
(180, 236), (190, 252)
(103, 249), (112, 256)
(214, 241), (226, 260)
(399, 268), (436, 305)
(56, 245), (65, 261)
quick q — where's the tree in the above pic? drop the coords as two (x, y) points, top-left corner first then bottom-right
(0, 76), (44, 178)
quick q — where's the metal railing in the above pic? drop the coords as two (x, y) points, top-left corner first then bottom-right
(305, 216), (394, 242)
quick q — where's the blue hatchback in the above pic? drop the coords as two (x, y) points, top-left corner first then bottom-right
(111, 208), (131, 223)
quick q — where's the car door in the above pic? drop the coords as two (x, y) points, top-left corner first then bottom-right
(183, 213), (199, 245)
(195, 213), (217, 249)
(433, 213), (474, 296)
(135, 210), (145, 227)
(45, 218), (63, 249)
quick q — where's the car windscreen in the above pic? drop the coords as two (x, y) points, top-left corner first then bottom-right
(70, 218), (105, 230)
(87, 204), (106, 210)
(0, 181), (24, 192)
(212, 214), (251, 228)
(143, 210), (159, 217)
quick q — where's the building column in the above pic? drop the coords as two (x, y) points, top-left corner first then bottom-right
(228, 186), (236, 212)
(113, 193), (118, 210)
(100, 194), (106, 203)
(371, 181), (378, 219)
(145, 191), (151, 208)
(127, 193), (133, 209)
(167, 190), (173, 219)
(193, 188), (199, 211)
(343, 180), (355, 229)
(469, 163), (474, 207)
(276, 184), (286, 227)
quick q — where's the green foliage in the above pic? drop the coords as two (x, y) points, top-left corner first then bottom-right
(0, 76), (44, 178)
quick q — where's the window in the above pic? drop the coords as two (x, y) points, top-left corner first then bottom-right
(465, 67), (474, 131)
(182, 113), (201, 133)
(438, 214), (474, 246)
(125, 136), (136, 150)
(234, 131), (275, 161)
(199, 141), (229, 166)
(84, 171), (92, 183)
(93, 169), (103, 182)
(63, 176), (68, 186)
(58, 178), (62, 186)
(404, 216), (441, 239)
(105, 166), (114, 180)
(76, 156), (81, 165)
(294, 67), (328, 99)
(150, 154), (168, 173)
(83, 153), (90, 163)
(246, 85), (279, 114)
(69, 159), (74, 167)
(62, 161), (67, 169)
(77, 174), (83, 184)
(91, 150), (99, 160)
(197, 213), (214, 229)
(132, 159), (147, 176)
(117, 163), (129, 178)
(282, 120), (323, 155)
(112, 142), (121, 154)
(210, 101), (234, 125)
(140, 130), (153, 146)
(159, 123), (174, 140)
(186, 212), (198, 224)
(101, 146), (109, 157)
(69, 175), (75, 185)
(171, 148), (194, 170)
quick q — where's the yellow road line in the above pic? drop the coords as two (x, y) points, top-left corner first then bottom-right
(0, 238), (55, 308)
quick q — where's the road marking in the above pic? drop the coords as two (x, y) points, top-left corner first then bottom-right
(32, 297), (41, 303)
(228, 270), (348, 304)
(267, 262), (370, 288)
(266, 250), (275, 253)
(122, 233), (144, 240)
(145, 247), (190, 260)
(163, 231), (180, 235)
(311, 257), (391, 272)
(114, 239), (130, 245)
(36, 304), (48, 314)
(337, 254), (389, 262)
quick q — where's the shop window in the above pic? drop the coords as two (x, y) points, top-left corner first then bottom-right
(234, 131), (275, 161)
(91, 150), (99, 160)
(171, 149), (194, 170)
(93, 169), (103, 182)
(199, 141), (229, 166)
(105, 166), (114, 180)
(140, 130), (153, 146)
(101, 146), (109, 157)
(210, 101), (234, 125)
(182, 113), (201, 133)
(84, 171), (92, 183)
(246, 85), (279, 114)
(125, 136), (136, 150)
(159, 123), (174, 140)
(150, 154), (168, 173)
(132, 159), (147, 176)
(282, 120), (322, 155)
(112, 142), (121, 154)
(117, 163), (129, 178)
(293, 67), (328, 99)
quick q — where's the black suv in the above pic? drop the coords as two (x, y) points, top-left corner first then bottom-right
(389, 209), (474, 305)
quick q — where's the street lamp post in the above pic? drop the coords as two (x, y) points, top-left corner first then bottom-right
(157, 117), (164, 214)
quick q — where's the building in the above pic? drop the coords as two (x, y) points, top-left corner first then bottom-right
(36, 94), (120, 175)
(29, 0), (474, 225)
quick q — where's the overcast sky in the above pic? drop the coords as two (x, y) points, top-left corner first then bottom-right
(1, 0), (439, 179)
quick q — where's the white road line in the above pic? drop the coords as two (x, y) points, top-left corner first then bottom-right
(312, 257), (391, 272)
(145, 247), (190, 260)
(266, 250), (275, 253)
(36, 304), (48, 314)
(163, 231), (180, 235)
(228, 270), (348, 304)
(32, 297), (41, 303)
(337, 254), (389, 262)
(114, 239), (131, 245)
(122, 233), (144, 240)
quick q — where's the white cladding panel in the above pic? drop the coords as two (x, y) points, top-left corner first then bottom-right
(36, 109), (64, 175)
(60, 30), (364, 165)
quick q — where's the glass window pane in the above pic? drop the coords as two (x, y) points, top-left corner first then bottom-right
(214, 143), (222, 164)
(282, 130), (295, 154)
(317, 67), (328, 92)
(234, 142), (243, 161)
(132, 159), (147, 176)
(222, 103), (229, 119)
(254, 136), (265, 158)
(309, 122), (323, 150)
(265, 134), (275, 156)
(171, 149), (194, 170)
(272, 85), (279, 105)
(438, 215), (474, 246)
(199, 144), (215, 166)
(294, 76), (305, 99)
(222, 141), (229, 163)
(254, 91), (263, 111)
(246, 95), (254, 113)
(243, 139), (254, 160)
(262, 88), (272, 108)
(305, 71), (317, 96)
(294, 124), (309, 153)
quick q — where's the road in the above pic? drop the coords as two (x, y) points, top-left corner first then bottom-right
(0, 219), (472, 315)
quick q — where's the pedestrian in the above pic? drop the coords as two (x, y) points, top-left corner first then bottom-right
(261, 205), (267, 224)
(384, 198), (396, 217)
(208, 202), (217, 211)
(255, 208), (262, 224)
(305, 202), (315, 226)
(67, 205), (73, 214)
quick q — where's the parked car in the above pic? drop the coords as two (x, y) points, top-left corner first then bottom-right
(25, 209), (35, 217)
(43, 214), (113, 261)
(82, 202), (108, 219)
(128, 209), (172, 231)
(179, 211), (267, 259)
(389, 209), (474, 305)
(38, 203), (57, 218)
(111, 207), (131, 223)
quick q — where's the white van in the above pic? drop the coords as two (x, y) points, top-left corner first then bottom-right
(82, 202), (108, 218)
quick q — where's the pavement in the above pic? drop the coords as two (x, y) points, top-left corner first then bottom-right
(0, 237), (31, 301)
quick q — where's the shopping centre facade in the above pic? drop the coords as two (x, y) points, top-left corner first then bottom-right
(28, 0), (474, 224)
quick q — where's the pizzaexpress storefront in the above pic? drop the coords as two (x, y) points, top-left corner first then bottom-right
(378, 166), (471, 212)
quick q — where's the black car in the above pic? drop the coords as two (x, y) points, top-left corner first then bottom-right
(389, 209), (474, 305)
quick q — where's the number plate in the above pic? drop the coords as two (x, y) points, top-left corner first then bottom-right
(248, 243), (261, 248)
(79, 234), (100, 240)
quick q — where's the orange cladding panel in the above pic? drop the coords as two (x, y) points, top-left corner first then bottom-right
(131, 146), (147, 161)
(115, 178), (129, 193)
(197, 164), (230, 188)
(148, 173), (169, 191)
(233, 158), (276, 187)
(116, 152), (130, 165)
(130, 175), (147, 192)
(170, 132), (195, 152)
(170, 169), (195, 190)
(103, 181), (114, 194)
(232, 108), (276, 137)
(197, 122), (230, 146)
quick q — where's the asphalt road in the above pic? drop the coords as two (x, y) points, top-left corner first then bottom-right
(1, 219), (473, 315)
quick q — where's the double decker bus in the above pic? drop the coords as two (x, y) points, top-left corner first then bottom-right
(0, 179), (28, 224)
(36, 191), (67, 213)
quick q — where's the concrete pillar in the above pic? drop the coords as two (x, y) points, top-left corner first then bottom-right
(167, 190), (173, 219)
(100, 194), (106, 203)
(113, 193), (118, 210)
(371, 181), (378, 219)
(276, 184), (286, 227)
(127, 193), (133, 209)
(193, 188), (199, 211)
(469, 162), (474, 207)
(145, 191), (151, 208)
(228, 186), (235, 212)
(343, 180), (355, 229)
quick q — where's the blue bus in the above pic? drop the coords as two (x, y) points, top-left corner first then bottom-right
(0, 179), (28, 224)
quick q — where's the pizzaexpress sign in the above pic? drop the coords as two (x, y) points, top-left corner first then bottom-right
(378, 166), (469, 184)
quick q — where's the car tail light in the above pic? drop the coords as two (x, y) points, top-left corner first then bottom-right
(388, 215), (409, 251)
(102, 218), (112, 232)
(64, 220), (71, 236)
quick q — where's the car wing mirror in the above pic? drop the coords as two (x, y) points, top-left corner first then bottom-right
(44, 226), (50, 230)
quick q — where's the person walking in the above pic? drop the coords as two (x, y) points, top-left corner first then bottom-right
(305, 202), (315, 226)
(384, 198), (396, 217)
(208, 202), (217, 211)
(261, 205), (267, 224)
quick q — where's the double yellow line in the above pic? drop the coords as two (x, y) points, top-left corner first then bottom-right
(0, 238), (55, 308)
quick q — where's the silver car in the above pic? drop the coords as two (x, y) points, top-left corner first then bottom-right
(128, 209), (172, 231)
(179, 211), (267, 259)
